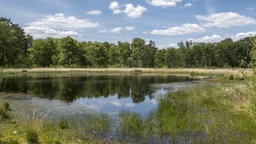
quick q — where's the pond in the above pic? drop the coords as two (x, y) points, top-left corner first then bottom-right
(1, 73), (254, 143)
(0, 73), (207, 116)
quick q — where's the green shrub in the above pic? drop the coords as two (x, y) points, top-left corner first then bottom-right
(227, 74), (234, 80)
(119, 111), (144, 137)
(26, 130), (39, 144)
(58, 118), (69, 129)
(3, 102), (10, 111)
(0, 108), (10, 120)
(84, 114), (110, 134)
(7, 140), (19, 144)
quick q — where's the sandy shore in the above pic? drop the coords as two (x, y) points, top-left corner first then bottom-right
(1, 68), (252, 77)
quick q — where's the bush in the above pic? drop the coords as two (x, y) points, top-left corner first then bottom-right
(26, 130), (39, 144)
(7, 140), (19, 144)
(0, 108), (10, 120)
(3, 102), (10, 111)
(58, 118), (69, 129)
(227, 74), (234, 80)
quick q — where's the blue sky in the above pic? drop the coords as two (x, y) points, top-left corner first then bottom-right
(1, 0), (256, 48)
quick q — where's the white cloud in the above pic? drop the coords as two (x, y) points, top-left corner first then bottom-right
(184, 3), (192, 7)
(109, 2), (147, 18)
(246, 7), (253, 11)
(170, 43), (178, 48)
(109, 1), (122, 15)
(195, 12), (256, 28)
(233, 31), (256, 40)
(146, 0), (182, 7)
(86, 10), (102, 15)
(99, 29), (108, 33)
(24, 13), (99, 38)
(125, 26), (135, 31)
(113, 9), (122, 14)
(109, 1), (120, 10)
(111, 27), (122, 33)
(151, 23), (205, 36)
(123, 4), (147, 18)
(189, 34), (223, 43)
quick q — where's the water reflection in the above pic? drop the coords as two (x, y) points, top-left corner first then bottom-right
(0, 73), (200, 114)
(0, 74), (192, 103)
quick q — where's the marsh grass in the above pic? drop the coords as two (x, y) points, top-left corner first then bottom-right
(0, 104), (113, 144)
(117, 83), (256, 143)
(1, 68), (250, 77)
(0, 102), (11, 121)
(118, 111), (144, 137)
(58, 118), (69, 129)
(83, 113), (111, 135)
(26, 130), (39, 144)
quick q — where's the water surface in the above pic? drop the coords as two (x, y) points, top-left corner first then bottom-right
(0, 73), (207, 115)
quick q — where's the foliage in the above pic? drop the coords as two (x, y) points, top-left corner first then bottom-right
(26, 130), (39, 144)
(58, 118), (69, 129)
(1, 17), (254, 68)
(119, 111), (144, 137)
(117, 85), (256, 143)
(83, 113), (110, 135)
(0, 17), (32, 67)
(0, 102), (11, 120)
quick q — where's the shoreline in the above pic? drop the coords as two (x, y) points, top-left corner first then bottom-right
(1, 68), (252, 77)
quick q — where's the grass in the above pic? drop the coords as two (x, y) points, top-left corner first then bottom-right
(119, 111), (144, 137)
(0, 103), (114, 144)
(116, 83), (256, 143)
(83, 113), (111, 135)
(1, 70), (256, 143)
(1, 84), (255, 143)
(1, 67), (251, 77)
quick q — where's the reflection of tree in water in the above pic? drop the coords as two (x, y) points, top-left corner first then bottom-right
(130, 76), (153, 103)
(0, 74), (191, 103)
(0, 76), (28, 93)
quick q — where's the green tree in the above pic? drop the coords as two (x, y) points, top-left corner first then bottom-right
(216, 38), (235, 67)
(165, 48), (180, 68)
(58, 36), (79, 67)
(0, 17), (31, 67)
(131, 38), (146, 67)
(250, 36), (256, 67)
(108, 44), (119, 66)
(117, 41), (131, 67)
(130, 38), (155, 67)
(154, 49), (166, 68)
(234, 37), (252, 67)
(28, 38), (57, 67)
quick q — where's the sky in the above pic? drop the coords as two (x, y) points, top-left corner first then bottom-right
(0, 0), (256, 48)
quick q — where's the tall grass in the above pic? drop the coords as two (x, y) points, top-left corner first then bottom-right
(119, 111), (144, 137)
(0, 104), (113, 144)
(83, 113), (111, 135)
(117, 84), (256, 143)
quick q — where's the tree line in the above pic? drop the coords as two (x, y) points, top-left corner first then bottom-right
(0, 17), (254, 68)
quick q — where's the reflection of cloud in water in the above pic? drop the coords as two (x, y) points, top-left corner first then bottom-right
(112, 100), (122, 107)
(125, 103), (135, 107)
(19, 97), (99, 117)
(12, 80), (208, 117)
(75, 95), (158, 114)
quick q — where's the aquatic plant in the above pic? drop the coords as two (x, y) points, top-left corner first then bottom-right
(0, 102), (11, 120)
(58, 118), (69, 129)
(26, 130), (39, 144)
(83, 113), (110, 135)
(118, 111), (144, 137)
